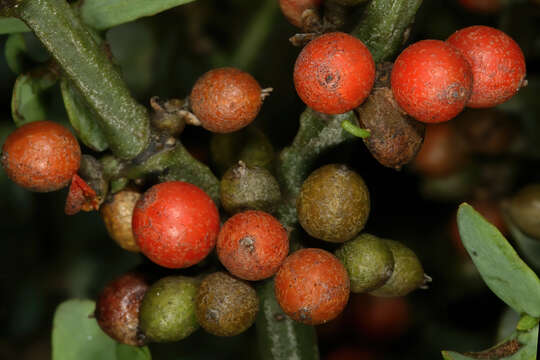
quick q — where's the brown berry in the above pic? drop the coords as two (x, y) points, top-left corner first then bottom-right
(100, 189), (142, 252)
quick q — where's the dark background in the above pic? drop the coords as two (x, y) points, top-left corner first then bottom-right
(1, 0), (539, 359)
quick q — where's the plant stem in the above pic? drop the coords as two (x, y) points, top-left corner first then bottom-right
(351, 0), (424, 63)
(13, 0), (150, 160)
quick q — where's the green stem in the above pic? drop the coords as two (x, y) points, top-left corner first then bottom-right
(351, 0), (424, 63)
(341, 120), (371, 138)
(14, 0), (150, 159)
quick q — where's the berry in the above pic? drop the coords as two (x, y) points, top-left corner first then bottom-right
(335, 233), (394, 293)
(139, 276), (199, 342)
(190, 67), (263, 133)
(369, 240), (425, 297)
(446, 26), (526, 108)
(458, 0), (501, 14)
(294, 32), (375, 115)
(279, 0), (322, 28)
(217, 210), (289, 281)
(100, 189), (142, 252)
(132, 181), (220, 269)
(1, 120), (81, 192)
(506, 184), (540, 240)
(391, 40), (473, 123)
(220, 161), (281, 214)
(297, 164), (370, 243)
(196, 272), (259, 336)
(95, 271), (150, 346)
(412, 123), (469, 178)
(274, 248), (350, 325)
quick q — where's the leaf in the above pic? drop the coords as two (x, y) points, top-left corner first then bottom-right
(501, 205), (540, 271)
(52, 299), (151, 360)
(80, 0), (197, 30)
(60, 78), (109, 151)
(457, 203), (540, 317)
(0, 17), (29, 34)
(11, 70), (58, 127)
(442, 325), (538, 360)
(5, 34), (27, 74)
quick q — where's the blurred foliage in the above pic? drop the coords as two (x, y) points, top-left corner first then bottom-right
(0, 0), (540, 359)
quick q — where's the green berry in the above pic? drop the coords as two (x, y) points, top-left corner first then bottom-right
(370, 240), (425, 297)
(139, 276), (199, 342)
(335, 233), (394, 293)
(196, 272), (259, 336)
(220, 161), (281, 214)
(297, 164), (370, 243)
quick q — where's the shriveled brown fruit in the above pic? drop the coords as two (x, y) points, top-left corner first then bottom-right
(95, 271), (151, 346)
(100, 189), (142, 252)
(196, 272), (259, 336)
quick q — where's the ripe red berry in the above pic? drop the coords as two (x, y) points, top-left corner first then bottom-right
(132, 181), (220, 269)
(279, 0), (322, 28)
(274, 248), (350, 325)
(1, 120), (81, 192)
(217, 210), (289, 281)
(294, 32), (375, 115)
(189, 67), (263, 133)
(446, 26), (526, 108)
(391, 40), (473, 123)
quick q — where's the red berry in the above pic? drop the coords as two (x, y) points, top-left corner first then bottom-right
(274, 248), (350, 325)
(447, 26), (526, 108)
(458, 0), (501, 14)
(294, 32), (375, 115)
(190, 67), (263, 133)
(1, 121), (81, 192)
(391, 40), (473, 123)
(132, 181), (220, 269)
(95, 271), (150, 346)
(217, 210), (289, 281)
(279, 0), (322, 28)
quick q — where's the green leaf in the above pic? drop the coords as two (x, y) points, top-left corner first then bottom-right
(5, 34), (27, 74)
(517, 315), (539, 332)
(116, 344), (151, 360)
(442, 325), (538, 360)
(0, 17), (29, 34)
(80, 0), (197, 30)
(457, 203), (540, 317)
(60, 78), (109, 151)
(52, 299), (151, 360)
(11, 69), (58, 127)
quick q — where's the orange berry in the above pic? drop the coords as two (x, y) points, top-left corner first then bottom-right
(279, 0), (322, 28)
(1, 121), (81, 192)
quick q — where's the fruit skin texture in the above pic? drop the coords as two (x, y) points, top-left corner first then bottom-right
(189, 67), (262, 133)
(297, 164), (370, 243)
(1, 120), (81, 192)
(220, 162), (281, 215)
(294, 32), (375, 115)
(279, 0), (322, 28)
(446, 26), (526, 108)
(100, 189), (142, 252)
(335, 233), (394, 293)
(196, 272), (259, 336)
(369, 240), (424, 297)
(217, 210), (289, 281)
(391, 40), (473, 123)
(139, 276), (199, 342)
(274, 248), (350, 325)
(132, 181), (220, 269)
(95, 271), (150, 346)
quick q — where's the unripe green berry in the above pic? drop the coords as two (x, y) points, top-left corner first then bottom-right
(220, 161), (281, 214)
(139, 276), (199, 342)
(369, 240), (425, 297)
(506, 184), (540, 240)
(335, 233), (394, 293)
(196, 272), (259, 337)
(297, 164), (370, 243)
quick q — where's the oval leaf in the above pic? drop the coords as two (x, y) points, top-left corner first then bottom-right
(80, 0), (197, 30)
(52, 299), (151, 360)
(11, 70), (58, 127)
(60, 78), (109, 151)
(0, 17), (29, 34)
(5, 33), (28, 74)
(457, 203), (540, 317)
